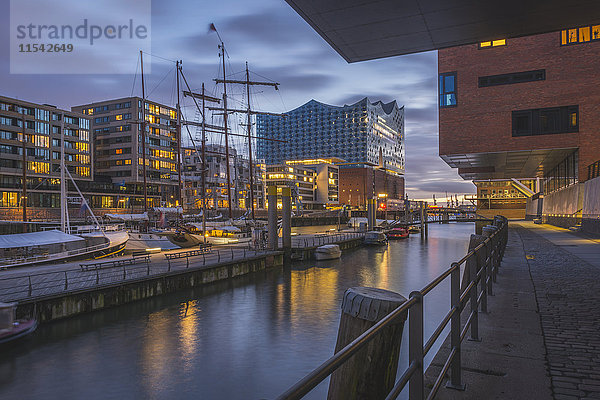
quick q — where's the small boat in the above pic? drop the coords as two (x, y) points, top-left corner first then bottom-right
(388, 227), (410, 239)
(408, 225), (421, 234)
(364, 231), (388, 245)
(0, 302), (37, 344)
(314, 244), (342, 260)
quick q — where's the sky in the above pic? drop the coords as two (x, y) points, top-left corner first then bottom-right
(0, 0), (476, 202)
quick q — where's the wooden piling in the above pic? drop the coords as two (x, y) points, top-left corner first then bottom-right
(327, 287), (407, 400)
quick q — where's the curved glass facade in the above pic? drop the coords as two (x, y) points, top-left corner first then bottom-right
(257, 98), (404, 175)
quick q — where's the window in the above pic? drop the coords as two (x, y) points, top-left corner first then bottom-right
(512, 105), (579, 137)
(439, 72), (457, 107)
(479, 70), (545, 87)
(561, 24), (600, 45)
(479, 39), (506, 48)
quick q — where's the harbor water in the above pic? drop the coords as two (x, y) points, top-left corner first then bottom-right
(0, 222), (475, 400)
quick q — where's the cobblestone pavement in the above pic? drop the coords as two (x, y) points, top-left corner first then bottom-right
(515, 224), (600, 400)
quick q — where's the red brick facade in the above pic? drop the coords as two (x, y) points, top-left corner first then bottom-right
(438, 31), (600, 182)
(339, 167), (405, 208)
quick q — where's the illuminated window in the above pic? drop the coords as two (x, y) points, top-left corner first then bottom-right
(479, 39), (506, 48)
(125, 159), (131, 165)
(27, 161), (50, 174)
(561, 24), (600, 45)
(439, 72), (457, 107)
(115, 149), (122, 154)
(116, 114), (123, 121)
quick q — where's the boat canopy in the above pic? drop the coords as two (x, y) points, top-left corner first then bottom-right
(105, 212), (149, 221)
(220, 226), (241, 233)
(153, 207), (183, 214)
(0, 230), (84, 249)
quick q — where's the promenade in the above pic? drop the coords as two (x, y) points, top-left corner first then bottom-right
(425, 221), (600, 399)
(0, 231), (364, 304)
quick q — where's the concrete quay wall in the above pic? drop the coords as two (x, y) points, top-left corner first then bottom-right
(582, 176), (600, 234)
(536, 178), (600, 234)
(16, 252), (284, 323)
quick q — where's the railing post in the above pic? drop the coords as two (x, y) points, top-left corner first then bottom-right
(147, 260), (150, 276)
(232, 248), (234, 260)
(64, 271), (68, 290)
(203, 253), (206, 265)
(481, 243), (489, 313)
(409, 290), (424, 400)
(186, 256), (189, 269)
(218, 250), (221, 262)
(96, 269), (100, 284)
(447, 263), (466, 390)
(487, 243), (494, 296)
(28, 275), (32, 297)
(123, 266), (126, 280)
(470, 251), (481, 342)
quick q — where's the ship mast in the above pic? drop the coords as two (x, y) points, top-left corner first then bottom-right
(180, 69), (222, 241)
(60, 112), (69, 233)
(176, 60), (183, 213)
(20, 114), (27, 233)
(140, 50), (148, 213)
(245, 63), (255, 220)
(212, 63), (281, 220)
(219, 42), (233, 220)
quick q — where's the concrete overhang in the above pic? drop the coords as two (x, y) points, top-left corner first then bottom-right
(440, 148), (578, 180)
(285, 0), (600, 62)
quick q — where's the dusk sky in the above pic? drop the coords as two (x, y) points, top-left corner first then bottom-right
(0, 0), (476, 202)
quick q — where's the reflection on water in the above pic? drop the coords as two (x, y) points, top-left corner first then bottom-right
(0, 223), (474, 400)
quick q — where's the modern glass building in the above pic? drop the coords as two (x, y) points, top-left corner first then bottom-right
(256, 98), (405, 175)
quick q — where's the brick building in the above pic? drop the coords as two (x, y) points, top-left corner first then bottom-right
(339, 165), (405, 209)
(438, 28), (600, 228)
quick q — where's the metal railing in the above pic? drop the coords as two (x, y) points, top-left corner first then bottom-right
(0, 247), (272, 303)
(0, 241), (111, 268)
(278, 216), (508, 400)
(588, 159), (600, 180)
(291, 232), (365, 248)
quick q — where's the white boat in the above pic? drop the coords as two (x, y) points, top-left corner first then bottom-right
(314, 244), (342, 260)
(0, 228), (129, 269)
(124, 231), (180, 251)
(364, 231), (388, 245)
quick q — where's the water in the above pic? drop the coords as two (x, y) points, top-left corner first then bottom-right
(0, 223), (474, 400)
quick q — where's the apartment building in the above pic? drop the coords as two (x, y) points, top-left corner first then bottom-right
(73, 97), (178, 208)
(0, 95), (92, 219)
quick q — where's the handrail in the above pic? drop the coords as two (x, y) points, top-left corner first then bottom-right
(0, 248), (274, 303)
(0, 242), (110, 267)
(278, 216), (509, 400)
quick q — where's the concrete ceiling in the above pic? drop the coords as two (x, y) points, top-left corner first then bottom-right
(441, 148), (578, 180)
(285, 0), (600, 62)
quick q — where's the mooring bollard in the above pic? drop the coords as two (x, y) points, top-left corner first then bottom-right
(327, 287), (408, 400)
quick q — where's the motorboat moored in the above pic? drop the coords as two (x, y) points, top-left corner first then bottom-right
(387, 227), (410, 239)
(314, 244), (342, 260)
(0, 302), (37, 344)
(364, 231), (388, 245)
(408, 225), (421, 234)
